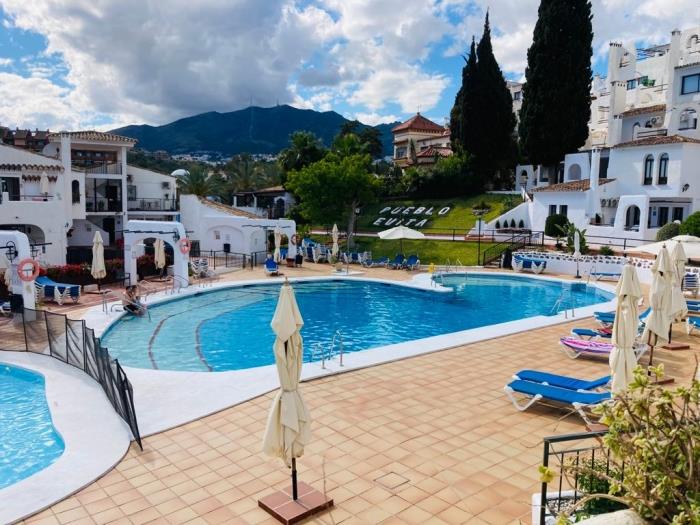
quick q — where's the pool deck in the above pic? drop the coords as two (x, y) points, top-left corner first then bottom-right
(14, 264), (700, 525)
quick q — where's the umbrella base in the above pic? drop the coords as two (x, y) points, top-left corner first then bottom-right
(662, 342), (690, 350)
(259, 482), (334, 524)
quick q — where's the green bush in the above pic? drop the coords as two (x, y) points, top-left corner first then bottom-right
(656, 222), (681, 241)
(510, 218), (516, 228)
(518, 219), (525, 228)
(598, 245), (614, 256)
(557, 366), (700, 524)
(495, 220), (501, 229)
(545, 214), (569, 239)
(680, 212), (700, 236)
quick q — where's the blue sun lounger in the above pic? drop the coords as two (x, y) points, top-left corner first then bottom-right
(404, 254), (420, 270)
(264, 258), (280, 276)
(687, 316), (700, 334)
(362, 256), (389, 268)
(594, 307), (650, 326)
(571, 327), (612, 339)
(512, 369), (611, 391)
(504, 379), (611, 423)
(388, 254), (405, 269)
(35, 276), (81, 305)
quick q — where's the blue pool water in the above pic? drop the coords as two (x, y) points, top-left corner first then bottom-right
(102, 275), (613, 372)
(0, 364), (65, 489)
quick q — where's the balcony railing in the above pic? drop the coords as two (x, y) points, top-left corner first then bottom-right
(73, 162), (122, 175)
(127, 198), (178, 212)
(0, 194), (55, 204)
(85, 196), (122, 212)
(635, 128), (667, 139)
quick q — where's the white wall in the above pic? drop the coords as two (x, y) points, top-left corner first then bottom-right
(0, 230), (35, 308)
(127, 166), (176, 201)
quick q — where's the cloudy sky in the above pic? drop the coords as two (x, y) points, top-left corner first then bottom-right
(0, 0), (699, 131)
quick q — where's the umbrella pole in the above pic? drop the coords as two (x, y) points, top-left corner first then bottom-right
(291, 457), (298, 500)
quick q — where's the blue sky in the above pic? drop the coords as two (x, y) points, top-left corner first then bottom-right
(0, 0), (696, 131)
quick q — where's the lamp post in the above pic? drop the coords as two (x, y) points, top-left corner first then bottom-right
(472, 208), (487, 266)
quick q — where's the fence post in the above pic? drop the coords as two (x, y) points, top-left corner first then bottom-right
(540, 439), (550, 525)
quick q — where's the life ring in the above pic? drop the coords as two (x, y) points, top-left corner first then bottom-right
(17, 258), (40, 282)
(178, 238), (191, 254)
(290, 234), (298, 246)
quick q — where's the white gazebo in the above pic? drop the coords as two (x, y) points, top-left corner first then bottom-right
(123, 220), (189, 288)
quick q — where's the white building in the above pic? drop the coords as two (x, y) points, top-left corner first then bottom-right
(496, 27), (700, 245)
(179, 195), (295, 256)
(0, 130), (179, 265)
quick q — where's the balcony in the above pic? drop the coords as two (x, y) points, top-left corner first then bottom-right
(635, 128), (667, 140)
(127, 198), (178, 212)
(0, 193), (55, 204)
(73, 162), (122, 175)
(85, 196), (122, 213)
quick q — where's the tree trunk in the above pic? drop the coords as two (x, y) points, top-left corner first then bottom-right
(347, 201), (359, 250)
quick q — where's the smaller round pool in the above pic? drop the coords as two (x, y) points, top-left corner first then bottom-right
(0, 363), (65, 489)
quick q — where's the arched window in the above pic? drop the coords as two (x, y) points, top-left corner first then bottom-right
(71, 180), (80, 204)
(519, 170), (528, 185)
(632, 122), (641, 139)
(688, 35), (699, 49)
(680, 108), (697, 130)
(658, 153), (669, 185)
(625, 205), (641, 230)
(568, 163), (582, 181)
(643, 155), (654, 185)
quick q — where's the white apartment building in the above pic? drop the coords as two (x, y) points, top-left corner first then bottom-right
(0, 130), (178, 265)
(495, 27), (700, 244)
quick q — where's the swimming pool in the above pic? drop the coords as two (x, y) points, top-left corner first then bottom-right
(102, 274), (613, 372)
(0, 363), (65, 489)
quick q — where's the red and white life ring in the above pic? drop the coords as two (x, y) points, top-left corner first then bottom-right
(290, 234), (298, 246)
(17, 258), (41, 282)
(178, 238), (191, 254)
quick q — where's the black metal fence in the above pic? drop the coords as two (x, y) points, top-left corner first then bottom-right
(481, 231), (544, 266)
(196, 250), (249, 270)
(7, 309), (142, 449)
(540, 430), (625, 524)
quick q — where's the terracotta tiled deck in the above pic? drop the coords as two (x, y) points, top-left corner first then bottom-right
(16, 266), (700, 525)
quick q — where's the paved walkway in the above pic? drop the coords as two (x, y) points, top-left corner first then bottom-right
(18, 268), (700, 525)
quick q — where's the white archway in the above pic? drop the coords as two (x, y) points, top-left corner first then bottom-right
(123, 220), (189, 288)
(0, 230), (35, 309)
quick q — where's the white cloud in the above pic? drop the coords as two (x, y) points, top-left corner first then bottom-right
(352, 112), (401, 125)
(0, 58), (12, 67)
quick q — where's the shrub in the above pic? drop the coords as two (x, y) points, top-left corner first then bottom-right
(680, 212), (700, 236)
(557, 365), (700, 524)
(518, 219), (525, 228)
(599, 245), (614, 256)
(544, 214), (569, 239)
(45, 259), (126, 285)
(656, 221), (681, 241)
(495, 220), (501, 229)
(557, 222), (588, 254)
(510, 218), (516, 228)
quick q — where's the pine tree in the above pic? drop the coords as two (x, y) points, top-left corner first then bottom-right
(471, 12), (517, 184)
(518, 0), (593, 177)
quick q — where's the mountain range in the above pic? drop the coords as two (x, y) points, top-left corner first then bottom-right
(112, 105), (399, 158)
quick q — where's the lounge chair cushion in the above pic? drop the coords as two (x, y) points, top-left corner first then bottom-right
(507, 379), (611, 405)
(35, 276), (80, 297)
(514, 369), (611, 391)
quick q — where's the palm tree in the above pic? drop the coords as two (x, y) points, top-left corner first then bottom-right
(278, 131), (326, 178)
(331, 133), (365, 158)
(176, 167), (216, 197)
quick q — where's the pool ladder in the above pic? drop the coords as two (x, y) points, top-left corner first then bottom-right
(310, 330), (345, 369)
(551, 292), (576, 319)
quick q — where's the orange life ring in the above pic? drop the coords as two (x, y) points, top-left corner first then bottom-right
(178, 238), (191, 254)
(17, 258), (40, 282)
(290, 234), (298, 246)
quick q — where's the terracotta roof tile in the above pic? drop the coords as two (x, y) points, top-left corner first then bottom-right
(619, 104), (666, 118)
(532, 178), (615, 193)
(614, 134), (700, 148)
(392, 113), (445, 133)
(198, 197), (261, 218)
(49, 130), (137, 144)
(416, 146), (453, 158)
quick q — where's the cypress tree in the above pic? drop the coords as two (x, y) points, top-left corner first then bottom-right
(518, 0), (593, 178)
(450, 38), (478, 153)
(471, 12), (517, 185)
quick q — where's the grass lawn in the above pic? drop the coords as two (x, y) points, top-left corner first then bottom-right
(355, 194), (517, 234)
(311, 235), (496, 265)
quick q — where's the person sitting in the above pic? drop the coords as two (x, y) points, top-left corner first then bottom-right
(122, 285), (146, 316)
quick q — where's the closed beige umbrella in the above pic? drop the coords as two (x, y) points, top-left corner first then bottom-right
(154, 238), (166, 270)
(39, 171), (49, 196)
(670, 241), (688, 322)
(331, 224), (339, 258)
(642, 245), (674, 370)
(273, 227), (282, 263)
(609, 265), (642, 393)
(263, 281), (311, 499)
(90, 231), (107, 280)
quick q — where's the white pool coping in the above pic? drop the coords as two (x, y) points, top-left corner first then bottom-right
(82, 271), (617, 437)
(0, 352), (132, 524)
